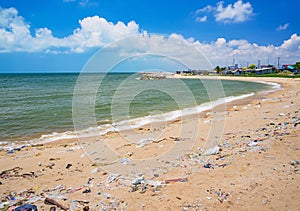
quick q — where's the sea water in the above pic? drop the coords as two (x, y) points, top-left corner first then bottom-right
(0, 73), (271, 145)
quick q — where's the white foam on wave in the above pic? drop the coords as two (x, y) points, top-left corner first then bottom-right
(84, 92), (255, 134)
(251, 80), (281, 94)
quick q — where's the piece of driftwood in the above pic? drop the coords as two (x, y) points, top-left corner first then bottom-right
(44, 197), (69, 210)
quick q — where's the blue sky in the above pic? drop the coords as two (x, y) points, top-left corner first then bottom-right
(0, 0), (299, 72)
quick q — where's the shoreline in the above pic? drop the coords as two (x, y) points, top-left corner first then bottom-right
(0, 76), (299, 210)
(1, 76), (275, 149)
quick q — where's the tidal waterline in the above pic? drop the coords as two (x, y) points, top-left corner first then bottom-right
(0, 73), (271, 144)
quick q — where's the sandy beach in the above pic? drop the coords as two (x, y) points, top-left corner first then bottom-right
(0, 76), (299, 211)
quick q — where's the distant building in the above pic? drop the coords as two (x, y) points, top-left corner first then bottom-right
(224, 66), (273, 75)
(282, 64), (295, 70)
(232, 69), (242, 75)
(227, 64), (239, 71)
(254, 67), (273, 75)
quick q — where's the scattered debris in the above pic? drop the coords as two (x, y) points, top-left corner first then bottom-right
(65, 164), (72, 169)
(165, 178), (188, 184)
(136, 138), (156, 148)
(290, 160), (299, 166)
(82, 188), (91, 194)
(106, 173), (120, 184)
(204, 163), (213, 169)
(204, 146), (220, 155)
(0, 96), (298, 210)
(0, 167), (36, 179)
(247, 140), (258, 147)
(44, 197), (68, 211)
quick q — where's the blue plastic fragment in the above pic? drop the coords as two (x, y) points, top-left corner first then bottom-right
(14, 204), (38, 211)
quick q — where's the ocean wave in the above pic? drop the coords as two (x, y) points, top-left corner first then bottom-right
(0, 92), (255, 149)
(252, 80), (281, 94)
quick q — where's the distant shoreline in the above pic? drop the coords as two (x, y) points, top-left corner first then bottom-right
(0, 74), (270, 147)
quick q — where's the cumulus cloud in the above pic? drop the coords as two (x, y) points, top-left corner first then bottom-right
(0, 7), (139, 53)
(195, 0), (254, 23)
(215, 38), (227, 47)
(193, 34), (300, 67)
(215, 0), (253, 23)
(0, 7), (299, 67)
(280, 33), (300, 50)
(277, 23), (289, 31)
(67, 16), (139, 52)
(99, 32), (300, 70)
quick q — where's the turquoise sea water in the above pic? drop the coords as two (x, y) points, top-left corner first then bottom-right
(0, 73), (271, 144)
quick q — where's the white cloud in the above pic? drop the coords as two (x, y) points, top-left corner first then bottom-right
(195, 5), (214, 14)
(215, 38), (227, 47)
(0, 7), (299, 67)
(192, 34), (300, 67)
(0, 7), (139, 53)
(196, 16), (207, 23)
(102, 32), (299, 70)
(280, 33), (300, 50)
(63, 0), (97, 7)
(66, 16), (139, 52)
(79, 0), (98, 7)
(277, 23), (289, 31)
(195, 0), (254, 23)
(215, 0), (253, 23)
(0, 7), (19, 27)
